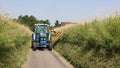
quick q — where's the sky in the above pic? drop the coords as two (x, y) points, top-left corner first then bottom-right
(0, 0), (120, 25)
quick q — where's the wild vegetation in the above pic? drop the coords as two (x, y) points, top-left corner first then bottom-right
(54, 15), (120, 68)
(0, 16), (31, 68)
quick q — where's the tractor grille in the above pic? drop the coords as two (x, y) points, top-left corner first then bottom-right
(36, 33), (48, 41)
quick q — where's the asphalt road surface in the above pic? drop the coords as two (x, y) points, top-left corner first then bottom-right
(23, 49), (73, 68)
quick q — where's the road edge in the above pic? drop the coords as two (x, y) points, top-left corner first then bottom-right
(52, 50), (74, 68)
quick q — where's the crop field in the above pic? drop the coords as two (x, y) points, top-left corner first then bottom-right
(54, 15), (120, 68)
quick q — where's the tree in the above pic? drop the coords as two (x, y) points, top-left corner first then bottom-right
(16, 15), (51, 31)
(55, 20), (61, 27)
(44, 19), (50, 25)
(37, 19), (50, 25)
(17, 15), (38, 31)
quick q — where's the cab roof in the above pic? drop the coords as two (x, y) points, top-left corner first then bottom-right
(35, 24), (49, 26)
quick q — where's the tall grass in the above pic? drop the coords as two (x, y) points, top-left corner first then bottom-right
(0, 16), (31, 68)
(54, 15), (120, 68)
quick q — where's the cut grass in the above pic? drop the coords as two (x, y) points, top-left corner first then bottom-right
(0, 17), (32, 68)
(54, 15), (120, 68)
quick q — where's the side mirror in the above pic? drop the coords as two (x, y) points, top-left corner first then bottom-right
(50, 29), (56, 33)
(51, 30), (54, 32)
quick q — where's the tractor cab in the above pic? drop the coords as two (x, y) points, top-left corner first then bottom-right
(35, 24), (49, 33)
(32, 24), (52, 51)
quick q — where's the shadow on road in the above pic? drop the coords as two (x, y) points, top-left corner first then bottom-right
(31, 47), (50, 51)
(37, 48), (46, 51)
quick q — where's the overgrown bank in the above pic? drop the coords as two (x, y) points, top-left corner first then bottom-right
(0, 17), (32, 68)
(54, 15), (120, 68)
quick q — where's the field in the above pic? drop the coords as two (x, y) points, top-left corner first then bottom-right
(54, 15), (120, 68)
(0, 16), (32, 68)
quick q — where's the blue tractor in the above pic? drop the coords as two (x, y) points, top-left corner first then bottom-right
(32, 24), (52, 51)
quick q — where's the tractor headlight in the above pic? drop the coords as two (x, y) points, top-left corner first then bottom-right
(44, 38), (46, 40)
(41, 38), (44, 40)
(40, 38), (46, 40)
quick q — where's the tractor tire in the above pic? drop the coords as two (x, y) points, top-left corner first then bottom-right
(48, 47), (52, 51)
(32, 41), (37, 51)
(48, 42), (52, 51)
(31, 41), (33, 48)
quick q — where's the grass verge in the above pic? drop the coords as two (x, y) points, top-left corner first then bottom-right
(54, 15), (120, 68)
(0, 16), (32, 68)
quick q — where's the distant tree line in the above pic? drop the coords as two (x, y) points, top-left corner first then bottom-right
(14, 15), (61, 31)
(15, 15), (50, 31)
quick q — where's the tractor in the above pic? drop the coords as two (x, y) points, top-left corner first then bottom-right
(32, 24), (52, 51)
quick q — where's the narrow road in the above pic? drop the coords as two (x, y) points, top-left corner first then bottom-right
(23, 49), (73, 68)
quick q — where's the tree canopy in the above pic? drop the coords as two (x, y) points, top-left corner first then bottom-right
(16, 15), (50, 31)
(55, 20), (61, 27)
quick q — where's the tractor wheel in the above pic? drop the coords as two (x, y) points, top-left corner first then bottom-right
(48, 42), (52, 51)
(32, 41), (37, 51)
(31, 41), (33, 48)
